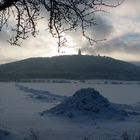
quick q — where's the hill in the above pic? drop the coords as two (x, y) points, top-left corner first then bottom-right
(0, 55), (140, 81)
(130, 61), (140, 67)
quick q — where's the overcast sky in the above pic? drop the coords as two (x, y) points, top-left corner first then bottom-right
(0, 0), (140, 64)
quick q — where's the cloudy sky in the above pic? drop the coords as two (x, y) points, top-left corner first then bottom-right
(0, 0), (140, 64)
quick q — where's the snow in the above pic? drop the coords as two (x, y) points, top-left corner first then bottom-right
(16, 84), (67, 102)
(42, 88), (128, 120)
(21, 80), (140, 104)
(0, 80), (140, 139)
(0, 129), (12, 140)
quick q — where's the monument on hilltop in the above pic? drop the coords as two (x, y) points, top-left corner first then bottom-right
(78, 49), (82, 55)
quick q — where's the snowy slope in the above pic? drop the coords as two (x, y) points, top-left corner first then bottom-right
(16, 84), (67, 102)
(0, 82), (140, 140)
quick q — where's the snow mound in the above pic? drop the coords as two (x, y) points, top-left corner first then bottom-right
(41, 88), (128, 119)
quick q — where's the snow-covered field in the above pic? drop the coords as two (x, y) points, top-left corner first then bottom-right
(0, 80), (140, 140)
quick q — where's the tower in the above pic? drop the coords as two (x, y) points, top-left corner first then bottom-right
(78, 49), (81, 55)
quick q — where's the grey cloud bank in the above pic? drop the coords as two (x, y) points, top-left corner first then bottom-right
(81, 33), (140, 54)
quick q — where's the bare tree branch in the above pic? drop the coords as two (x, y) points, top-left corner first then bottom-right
(0, 0), (125, 47)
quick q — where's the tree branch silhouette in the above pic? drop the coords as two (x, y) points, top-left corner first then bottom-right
(0, 0), (124, 47)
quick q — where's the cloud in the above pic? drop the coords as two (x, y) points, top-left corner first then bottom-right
(102, 33), (140, 54)
(0, 0), (140, 63)
(88, 15), (114, 39)
(79, 0), (140, 61)
(64, 14), (114, 50)
(0, 30), (59, 64)
(113, 0), (140, 18)
(81, 32), (140, 60)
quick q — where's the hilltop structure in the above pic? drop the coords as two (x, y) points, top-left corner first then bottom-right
(78, 49), (82, 55)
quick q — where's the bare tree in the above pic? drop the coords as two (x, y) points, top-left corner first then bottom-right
(0, 0), (124, 49)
